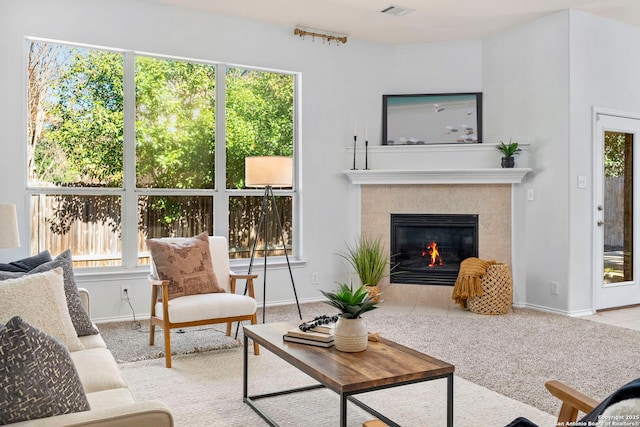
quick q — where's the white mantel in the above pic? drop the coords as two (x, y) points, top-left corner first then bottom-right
(344, 143), (532, 184)
(343, 168), (531, 185)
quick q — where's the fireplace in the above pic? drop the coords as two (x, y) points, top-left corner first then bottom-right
(390, 213), (478, 286)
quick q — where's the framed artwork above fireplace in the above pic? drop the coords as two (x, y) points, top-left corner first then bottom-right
(382, 92), (482, 145)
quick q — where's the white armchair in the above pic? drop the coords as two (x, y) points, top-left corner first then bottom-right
(148, 235), (259, 368)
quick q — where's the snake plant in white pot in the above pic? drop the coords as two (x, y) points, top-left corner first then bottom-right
(320, 283), (378, 352)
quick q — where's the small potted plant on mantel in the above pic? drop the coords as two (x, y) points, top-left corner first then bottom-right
(319, 283), (378, 352)
(496, 139), (521, 168)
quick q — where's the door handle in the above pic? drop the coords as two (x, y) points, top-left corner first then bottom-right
(597, 220), (605, 226)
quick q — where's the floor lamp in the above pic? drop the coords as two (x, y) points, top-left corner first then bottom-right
(0, 204), (20, 250)
(245, 156), (302, 322)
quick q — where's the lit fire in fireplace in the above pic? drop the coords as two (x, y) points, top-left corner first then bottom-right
(422, 241), (444, 267)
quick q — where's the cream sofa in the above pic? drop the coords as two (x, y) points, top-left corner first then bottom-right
(9, 288), (174, 427)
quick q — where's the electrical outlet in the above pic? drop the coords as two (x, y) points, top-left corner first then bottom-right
(120, 286), (129, 300)
(550, 281), (559, 295)
(311, 272), (319, 285)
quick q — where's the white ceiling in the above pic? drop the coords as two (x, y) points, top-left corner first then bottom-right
(144, 0), (640, 44)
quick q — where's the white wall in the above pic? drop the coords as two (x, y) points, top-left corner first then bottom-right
(387, 40), (482, 94)
(483, 12), (571, 312)
(567, 10), (640, 313)
(482, 9), (640, 315)
(0, 0), (482, 320)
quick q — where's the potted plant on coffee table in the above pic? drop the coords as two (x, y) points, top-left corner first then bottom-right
(320, 283), (378, 352)
(496, 139), (521, 168)
(339, 235), (397, 302)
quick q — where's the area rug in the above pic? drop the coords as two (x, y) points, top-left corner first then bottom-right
(100, 302), (640, 418)
(120, 347), (556, 427)
(99, 320), (241, 363)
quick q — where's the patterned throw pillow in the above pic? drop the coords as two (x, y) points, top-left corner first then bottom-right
(0, 250), (52, 273)
(0, 250), (98, 337)
(0, 316), (90, 424)
(146, 232), (224, 299)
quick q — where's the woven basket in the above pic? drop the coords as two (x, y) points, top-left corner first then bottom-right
(467, 263), (513, 315)
(365, 285), (382, 303)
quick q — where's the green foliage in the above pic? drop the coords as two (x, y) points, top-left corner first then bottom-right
(45, 48), (124, 186)
(339, 235), (397, 287)
(225, 69), (293, 188)
(604, 132), (630, 178)
(496, 140), (521, 157)
(319, 283), (378, 319)
(28, 41), (295, 238)
(135, 57), (216, 189)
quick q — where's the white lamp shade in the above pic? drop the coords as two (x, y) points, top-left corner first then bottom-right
(0, 204), (20, 249)
(245, 156), (293, 187)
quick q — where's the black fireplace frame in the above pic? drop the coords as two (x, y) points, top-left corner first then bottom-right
(390, 213), (478, 286)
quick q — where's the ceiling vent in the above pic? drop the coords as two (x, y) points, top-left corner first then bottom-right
(380, 5), (415, 17)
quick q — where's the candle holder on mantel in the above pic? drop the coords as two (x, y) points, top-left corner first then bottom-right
(364, 140), (369, 170)
(351, 135), (358, 170)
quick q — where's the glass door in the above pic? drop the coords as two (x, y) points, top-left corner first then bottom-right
(595, 114), (640, 310)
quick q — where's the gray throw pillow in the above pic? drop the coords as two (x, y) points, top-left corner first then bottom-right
(0, 250), (98, 337)
(0, 316), (90, 424)
(0, 250), (52, 273)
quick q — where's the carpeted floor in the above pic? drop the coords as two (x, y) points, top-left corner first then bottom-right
(120, 347), (555, 426)
(100, 301), (640, 422)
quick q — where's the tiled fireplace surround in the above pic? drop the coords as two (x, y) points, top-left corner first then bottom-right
(344, 144), (531, 304)
(359, 183), (512, 303)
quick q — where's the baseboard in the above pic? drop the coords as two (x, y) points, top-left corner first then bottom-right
(566, 308), (596, 317)
(513, 302), (594, 317)
(94, 314), (140, 324)
(266, 296), (326, 307)
(93, 297), (328, 323)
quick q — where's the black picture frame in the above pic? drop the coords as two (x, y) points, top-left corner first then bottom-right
(382, 92), (482, 145)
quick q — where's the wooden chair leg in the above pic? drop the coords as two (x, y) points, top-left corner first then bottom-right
(149, 285), (158, 345)
(545, 380), (598, 424)
(251, 314), (260, 356)
(149, 321), (155, 345)
(226, 322), (232, 336)
(163, 326), (172, 368)
(557, 403), (579, 424)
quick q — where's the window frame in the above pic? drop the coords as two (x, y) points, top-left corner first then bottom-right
(25, 38), (301, 271)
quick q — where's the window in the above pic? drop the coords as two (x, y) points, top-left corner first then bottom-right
(27, 39), (297, 268)
(225, 68), (294, 259)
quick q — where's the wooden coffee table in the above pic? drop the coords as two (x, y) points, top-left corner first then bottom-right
(243, 321), (454, 427)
